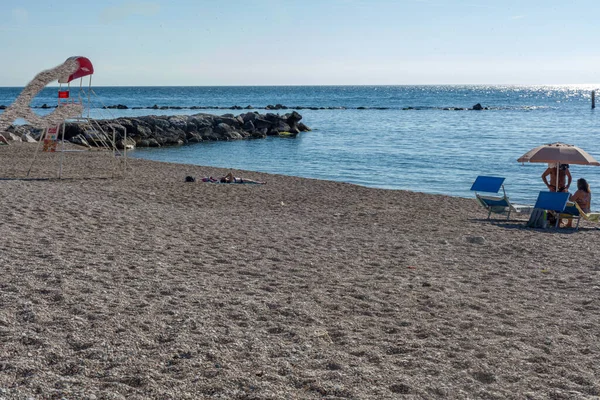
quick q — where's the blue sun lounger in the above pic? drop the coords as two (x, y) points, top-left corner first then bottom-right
(471, 176), (533, 220)
(557, 200), (600, 230)
(533, 191), (569, 228)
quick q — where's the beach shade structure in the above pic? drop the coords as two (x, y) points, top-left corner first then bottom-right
(517, 142), (600, 166)
(517, 142), (600, 190)
(57, 56), (94, 84)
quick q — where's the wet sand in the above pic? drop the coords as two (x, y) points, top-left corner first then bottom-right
(1, 143), (599, 399)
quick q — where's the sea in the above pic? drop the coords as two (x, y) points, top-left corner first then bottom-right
(1, 85), (599, 204)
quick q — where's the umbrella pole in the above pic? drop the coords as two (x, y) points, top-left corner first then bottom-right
(556, 164), (559, 192)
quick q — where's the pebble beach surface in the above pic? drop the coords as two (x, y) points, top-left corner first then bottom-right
(1, 143), (599, 399)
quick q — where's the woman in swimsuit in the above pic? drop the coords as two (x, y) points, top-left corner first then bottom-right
(570, 178), (591, 213)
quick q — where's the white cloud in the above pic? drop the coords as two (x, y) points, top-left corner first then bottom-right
(99, 1), (160, 24)
(511, 15), (525, 20)
(12, 8), (29, 24)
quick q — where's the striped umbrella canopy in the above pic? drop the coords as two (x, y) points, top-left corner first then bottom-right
(517, 142), (600, 166)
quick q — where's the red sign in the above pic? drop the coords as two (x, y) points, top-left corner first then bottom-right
(58, 91), (70, 99)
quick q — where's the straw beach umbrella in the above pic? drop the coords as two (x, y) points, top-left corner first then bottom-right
(517, 142), (600, 189)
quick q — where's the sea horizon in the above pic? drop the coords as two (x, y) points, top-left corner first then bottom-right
(1, 83), (599, 88)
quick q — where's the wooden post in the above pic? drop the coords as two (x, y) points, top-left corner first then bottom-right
(593, 90), (596, 109)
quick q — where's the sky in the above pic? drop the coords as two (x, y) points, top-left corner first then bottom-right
(1, 0), (599, 86)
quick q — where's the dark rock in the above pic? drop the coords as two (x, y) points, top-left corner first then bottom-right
(105, 104), (129, 109)
(285, 111), (302, 125)
(251, 130), (267, 139)
(298, 122), (311, 132)
(168, 116), (187, 131)
(472, 103), (483, 110)
(264, 113), (282, 122)
(41, 104), (51, 109)
(253, 117), (272, 130)
(0, 105), (6, 109)
(244, 105), (253, 109)
(357, 106), (366, 110)
(265, 104), (287, 110)
(147, 138), (161, 147)
(214, 116), (241, 129)
(215, 122), (233, 135)
(70, 134), (90, 147)
(243, 120), (255, 132)
(186, 132), (202, 143)
(275, 122), (291, 133)
(63, 123), (86, 140)
(241, 112), (257, 122)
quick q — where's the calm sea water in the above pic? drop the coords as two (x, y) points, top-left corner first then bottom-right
(1, 85), (599, 204)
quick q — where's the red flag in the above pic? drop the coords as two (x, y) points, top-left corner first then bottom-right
(58, 91), (70, 99)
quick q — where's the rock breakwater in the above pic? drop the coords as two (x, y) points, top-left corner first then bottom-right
(2, 111), (311, 148)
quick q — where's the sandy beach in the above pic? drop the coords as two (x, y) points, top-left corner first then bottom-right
(1, 143), (599, 399)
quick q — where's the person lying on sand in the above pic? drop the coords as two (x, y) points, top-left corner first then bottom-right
(220, 172), (266, 184)
(201, 172), (266, 184)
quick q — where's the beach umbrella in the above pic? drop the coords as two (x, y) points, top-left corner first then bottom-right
(517, 142), (600, 166)
(517, 142), (600, 190)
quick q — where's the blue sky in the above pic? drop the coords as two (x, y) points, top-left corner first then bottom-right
(1, 0), (599, 86)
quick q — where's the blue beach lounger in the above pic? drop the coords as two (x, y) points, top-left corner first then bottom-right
(471, 176), (533, 220)
(558, 201), (600, 230)
(533, 191), (569, 228)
